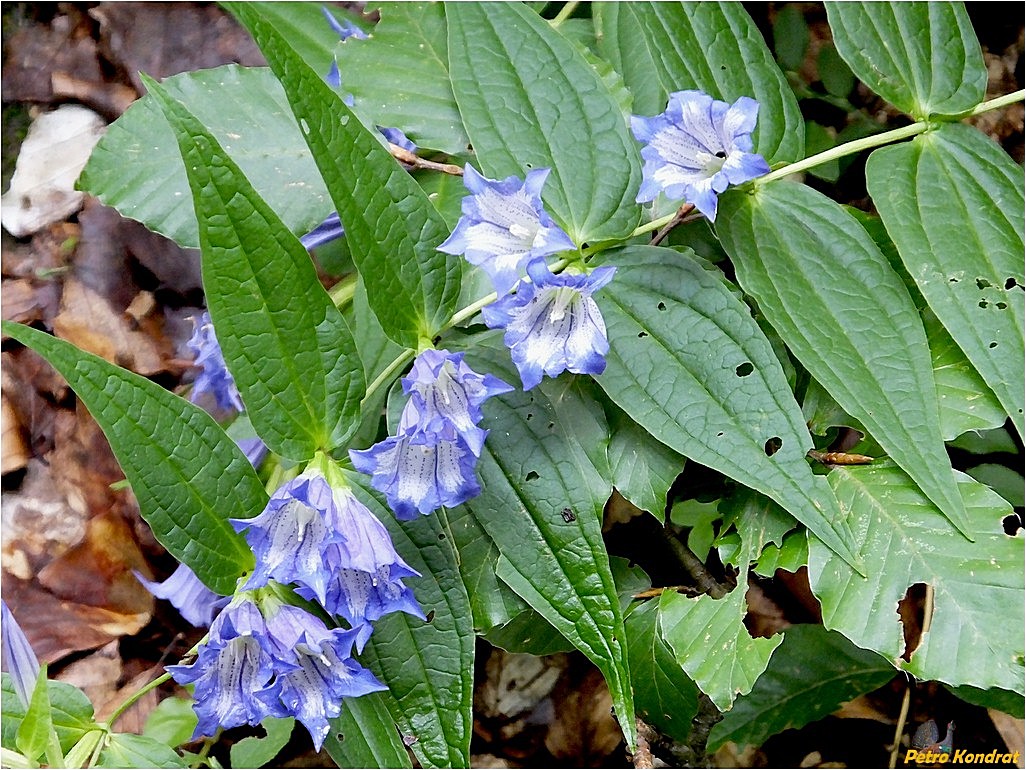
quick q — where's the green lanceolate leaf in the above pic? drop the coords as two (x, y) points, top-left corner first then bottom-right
(593, 245), (862, 572)
(240, 3), (360, 74)
(78, 66), (333, 249)
(809, 462), (1025, 695)
(346, 477), (474, 769)
(335, 2), (468, 155)
(606, 400), (684, 516)
(824, 2), (986, 118)
(146, 77), (365, 460)
(1, 323), (260, 593)
(594, 1), (804, 164)
(2, 675), (95, 755)
(866, 124), (1025, 439)
(446, 1), (642, 243)
(707, 625), (897, 752)
(717, 183), (972, 539)
(625, 599), (699, 743)
(16, 669), (53, 763)
(325, 692), (413, 769)
(231, 4), (461, 349)
(97, 734), (187, 769)
(457, 336), (636, 749)
(658, 498), (783, 711)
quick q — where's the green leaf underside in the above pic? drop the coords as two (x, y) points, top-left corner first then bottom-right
(593, 245), (861, 571)
(825, 2), (986, 119)
(945, 684), (1025, 720)
(142, 697), (197, 750)
(346, 477), (474, 769)
(809, 462), (1025, 695)
(658, 496), (784, 711)
(78, 66), (332, 249)
(2, 676), (95, 755)
(594, 1), (804, 164)
(1, 323), (260, 594)
(606, 397), (685, 516)
(866, 125), (1025, 439)
(707, 625), (897, 752)
(335, 3), (469, 155)
(482, 609), (575, 657)
(446, 1), (642, 244)
(97, 734), (187, 769)
(17, 670), (52, 762)
(232, 4), (460, 349)
(717, 184), (971, 539)
(625, 600), (700, 743)
(325, 692), (413, 769)
(457, 337), (635, 749)
(147, 77), (365, 460)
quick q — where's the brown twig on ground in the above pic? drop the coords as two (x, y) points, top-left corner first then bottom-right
(389, 143), (464, 175)
(633, 719), (656, 769)
(664, 525), (730, 599)
(808, 449), (875, 465)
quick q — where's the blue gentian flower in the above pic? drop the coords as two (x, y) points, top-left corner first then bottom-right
(261, 604), (385, 750)
(350, 422), (481, 519)
(1, 600), (40, 708)
(483, 259), (616, 390)
(231, 470), (346, 607)
(438, 165), (576, 296)
(167, 597), (287, 738)
(378, 126), (417, 153)
(631, 90), (770, 221)
(321, 6), (367, 42)
(300, 212), (346, 251)
(134, 563), (228, 628)
(400, 349), (512, 455)
(187, 311), (244, 412)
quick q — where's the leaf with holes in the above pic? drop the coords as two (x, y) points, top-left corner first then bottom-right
(594, 1), (803, 164)
(593, 245), (861, 571)
(147, 77), (364, 460)
(707, 625), (897, 752)
(446, 1), (641, 243)
(809, 461), (1025, 695)
(231, 3), (461, 349)
(824, 2), (985, 119)
(325, 693), (412, 769)
(345, 475), (474, 769)
(455, 335), (636, 749)
(718, 182), (971, 539)
(867, 124), (1025, 439)
(1, 322), (261, 594)
(334, 2), (467, 155)
(78, 66), (333, 249)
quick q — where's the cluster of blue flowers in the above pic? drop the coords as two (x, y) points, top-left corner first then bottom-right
(143, 82), (770, 751)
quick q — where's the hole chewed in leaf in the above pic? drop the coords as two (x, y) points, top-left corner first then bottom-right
(976, 277), (993, 290)
(1003, 513), (1023, 536)
(1005, 277), (1021, 290)
(638, 331), (649, 338)
(989, 341), (998, 349)
(525, 470), (540, 482)
(979, 299), (989, 308)
(657, 301), (667, 311)
(735, 361), (754, 377)
(897, 582), (930, 661)
(764, 437), (782, 456)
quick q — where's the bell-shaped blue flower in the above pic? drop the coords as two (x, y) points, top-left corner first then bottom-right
(322, 6), (367, 42)
(231, 470), (346, 607)
(187, 311), (244, 412)
(167, 597), (287, 738)
(300, 212), (346, 251)
(483, 259), (616, 390)
(350, 422), (481, 519)
(631, 90), (770, 221)
(438, 165), (576, 296)
(135, 562), (228, 628)
(261, 603), (385, 751)
(1, 600), (40, 708)
(400, 349), (512, 455)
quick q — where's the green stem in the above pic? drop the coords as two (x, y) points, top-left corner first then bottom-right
(104, 673), (172, 730)
(549, 1), (579, 27)
(328, 273), (357, 309)
(362, 349), (415, 407)
(756, 89), (1025, 187)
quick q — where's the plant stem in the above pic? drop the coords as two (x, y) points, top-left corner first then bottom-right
(362, 349), (415, 407)
(756, 89), (1025, 186)
(328, 273), (357, 309)
(104, 672), (172, 730)
(889, 683), (912, 769)
(550, 1), (579, 27)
